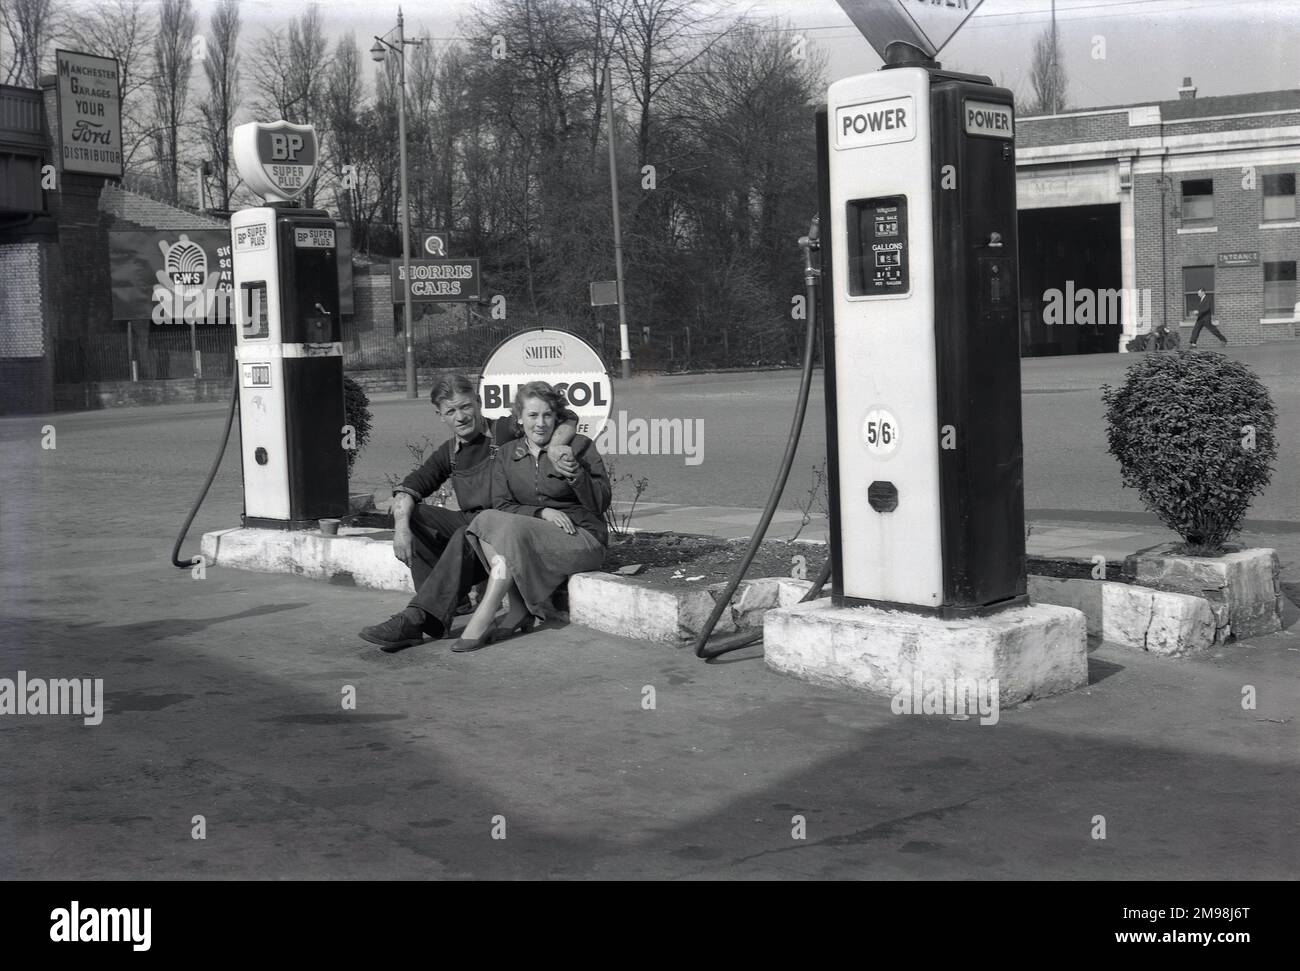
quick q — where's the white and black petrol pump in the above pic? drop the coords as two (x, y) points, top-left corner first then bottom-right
(816, 32), (1027, 617)
(230, 121), (348, 529)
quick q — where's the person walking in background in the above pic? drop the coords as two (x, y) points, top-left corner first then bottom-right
(1189, 288), (1227, 348)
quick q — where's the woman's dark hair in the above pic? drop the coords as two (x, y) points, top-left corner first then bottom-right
(511, 381), (566, 422)
(429, 372), (478, 409)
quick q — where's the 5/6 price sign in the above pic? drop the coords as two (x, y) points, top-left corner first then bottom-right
(862, 408), (899, 457)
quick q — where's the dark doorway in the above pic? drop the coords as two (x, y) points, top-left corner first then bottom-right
(1017, 203), (1123, 356)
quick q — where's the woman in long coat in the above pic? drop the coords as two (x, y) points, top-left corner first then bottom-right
(453, 381), (611, 651)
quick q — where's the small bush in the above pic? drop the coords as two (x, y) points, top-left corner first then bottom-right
(342, 376), (373, 478)
(1101, 351), (1277, 553)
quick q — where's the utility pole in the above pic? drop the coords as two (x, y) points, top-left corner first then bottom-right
(372, 9), (422, 398)
(604, 63), (631, 379)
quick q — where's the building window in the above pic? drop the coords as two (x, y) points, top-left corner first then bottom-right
(1181, 179), (1214, 223)
(1183, 265), (1214, 317)
(1262, 173), (1297, 222)
(1263, 261), (1297, 317)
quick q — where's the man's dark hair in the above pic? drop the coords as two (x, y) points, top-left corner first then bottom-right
(429, 372), (478, 409)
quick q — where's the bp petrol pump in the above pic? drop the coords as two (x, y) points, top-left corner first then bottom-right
(229, 121), (348, 529)
(695, 0), (1026, 657)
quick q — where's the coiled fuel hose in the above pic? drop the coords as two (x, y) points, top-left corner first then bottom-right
(170, 377), (239, 569)
(693, 216), (833, 661)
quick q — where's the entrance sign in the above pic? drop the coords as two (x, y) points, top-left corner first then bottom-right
(835, 0), (984, 62)
(390, 258), (481, 303)
(54, 50), (124, 177)
(480, 329), (613, 438)
(232, 121), (318, 203)
(1218, 251), (1259, 267)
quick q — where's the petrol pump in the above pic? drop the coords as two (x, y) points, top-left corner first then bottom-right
(816, 5), (1027, 617)
(229, 121), (348, 529)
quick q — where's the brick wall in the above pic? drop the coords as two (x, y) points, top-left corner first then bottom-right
(0, 239), (56, 413)
(1133, 164), (1299, 345)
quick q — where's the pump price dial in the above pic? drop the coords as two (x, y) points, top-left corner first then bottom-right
(862, 408), (900, 458)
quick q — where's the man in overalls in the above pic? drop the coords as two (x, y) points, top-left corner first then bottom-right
(359, 373), (578, 651)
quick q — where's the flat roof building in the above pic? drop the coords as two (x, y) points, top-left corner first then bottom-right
(1016, 78), (1300, 355)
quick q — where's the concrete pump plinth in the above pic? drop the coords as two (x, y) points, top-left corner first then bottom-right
(763, 599), (1088, 707)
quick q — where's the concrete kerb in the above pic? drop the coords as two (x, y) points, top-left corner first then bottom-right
(200, 525), (1284, 660)
(762, 599), (1089, 708)
(570, 572), (815, 644)
(200, 526), (816, 640)
(201, 527), (414, 592)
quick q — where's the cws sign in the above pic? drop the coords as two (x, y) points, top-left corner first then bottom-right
(391, 258), (481, 303)
(479, 329), (613, 438)
(55, 50), (123, 177)
(231, 121), (318, 203)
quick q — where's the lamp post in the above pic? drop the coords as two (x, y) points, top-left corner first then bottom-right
(372, 10), (423, 399)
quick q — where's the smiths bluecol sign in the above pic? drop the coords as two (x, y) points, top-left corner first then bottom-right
(390, 258), (481, 303)
(479, 329), (612, 438)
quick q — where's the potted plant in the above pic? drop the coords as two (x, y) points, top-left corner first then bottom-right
(1101, 351), (1283, 640)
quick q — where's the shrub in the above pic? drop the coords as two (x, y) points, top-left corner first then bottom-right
(342, 375), (373, 478)
(1101, 351), (1278, 553)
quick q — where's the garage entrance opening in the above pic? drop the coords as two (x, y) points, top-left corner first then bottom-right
(1018, 203), (1122, 356)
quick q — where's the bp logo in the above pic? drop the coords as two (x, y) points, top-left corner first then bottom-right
(232, 120), (318, 203)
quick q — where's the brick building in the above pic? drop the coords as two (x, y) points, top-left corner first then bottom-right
(1016, 77), (1300, 355)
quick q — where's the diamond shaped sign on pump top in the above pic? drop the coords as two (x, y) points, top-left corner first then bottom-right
(836, 0), (986, 62)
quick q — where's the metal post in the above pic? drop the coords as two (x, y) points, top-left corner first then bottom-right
(398, 9), (416, 398)
(1160, 172), (1169, 332)
(604, 64), (631, 379)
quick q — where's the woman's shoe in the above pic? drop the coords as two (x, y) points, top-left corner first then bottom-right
(449, 630), (492, 653)
(485, 610), (537, 645)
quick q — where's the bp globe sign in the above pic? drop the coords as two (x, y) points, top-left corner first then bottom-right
(231, 120), (318, 203)
(480, 329), (613, 439)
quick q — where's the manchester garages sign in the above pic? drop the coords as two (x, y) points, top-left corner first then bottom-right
(55, 49), (123, 178)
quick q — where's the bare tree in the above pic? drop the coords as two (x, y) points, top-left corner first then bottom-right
(247, 3), (327, 204)
(198, 0), (239, 210)
(616, 0), (725, 167)
(1028, 23), (1068, 114)
(249, 3), (327, 125)
(149, 0), (195, 204)
(0, 0), (61, 87)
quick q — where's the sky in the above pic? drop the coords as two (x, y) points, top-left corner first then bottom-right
(189, 0), (1300, 110)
